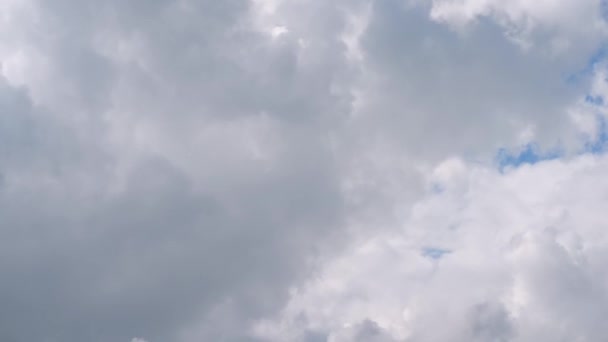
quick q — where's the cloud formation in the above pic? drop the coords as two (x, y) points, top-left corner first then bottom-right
(254, 153), (608, 341)
(0, 0), (607, 341)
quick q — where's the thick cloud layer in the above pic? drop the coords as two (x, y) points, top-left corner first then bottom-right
(0, 0), (607, 341)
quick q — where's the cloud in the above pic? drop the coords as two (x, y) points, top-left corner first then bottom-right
(0, 0), (606, 341)
(430, 0), (607, 55)
(0, 1), (349, 341)
(253, 153), (608, 341)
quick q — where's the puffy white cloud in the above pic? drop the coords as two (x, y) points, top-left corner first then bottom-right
(253, 153), (608, 341)
(430, 0), (607, 55)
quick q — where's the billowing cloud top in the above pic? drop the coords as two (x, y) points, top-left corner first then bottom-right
(0, 0), (607, 341)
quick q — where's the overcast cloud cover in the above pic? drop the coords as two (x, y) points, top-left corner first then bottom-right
(1, 0), (608, 341)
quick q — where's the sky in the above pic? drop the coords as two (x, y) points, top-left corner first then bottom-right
(1, 0), (608, 341)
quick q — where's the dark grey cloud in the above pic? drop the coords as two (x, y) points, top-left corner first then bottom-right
(0, 1), (350, 341)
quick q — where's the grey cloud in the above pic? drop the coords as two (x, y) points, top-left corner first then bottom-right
(0, 0), (606, 341)
(349, 320), (397, 342)
(0, 1), (349, 341)
(469, 302), (514, 342)
(352, 0), (586, 160)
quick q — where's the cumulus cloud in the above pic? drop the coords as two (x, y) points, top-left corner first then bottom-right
(253, 153), (608, 341)
(430, 0), (607, 54)
(0, 0), (606, 341)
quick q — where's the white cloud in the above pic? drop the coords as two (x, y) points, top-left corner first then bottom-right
(430, 0), (607, 54)
(253, 153), (608, 341)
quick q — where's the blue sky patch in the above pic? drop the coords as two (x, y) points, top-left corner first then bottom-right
(566, 46), (607, 84)
(585, 95), (604, 106)
(602, 0), (608, 21)
(584, 115), (608, 154)
(430, 183), (445, 194)
(496, 144), (562, 172)
(421, 247), (451, 260)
